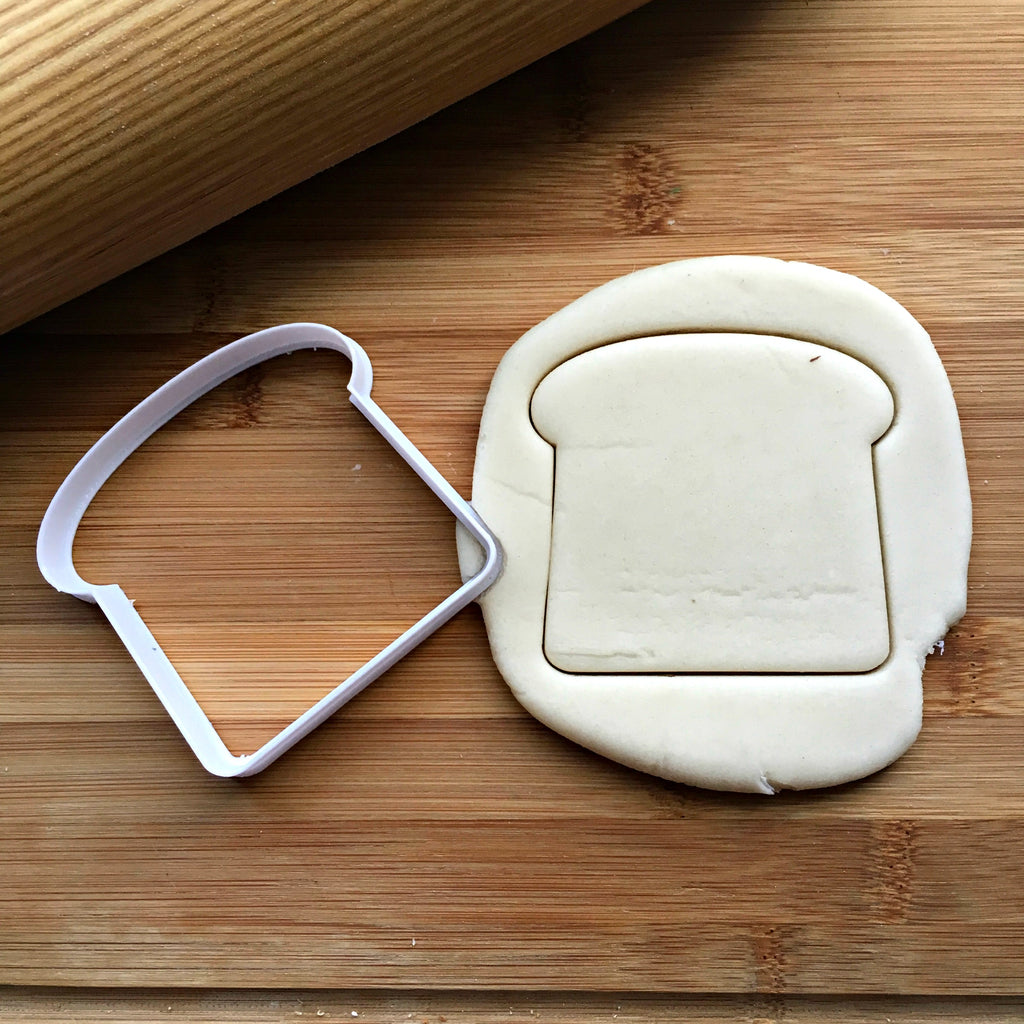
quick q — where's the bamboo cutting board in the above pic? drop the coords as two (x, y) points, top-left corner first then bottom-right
(1, 0), (1023, 1019)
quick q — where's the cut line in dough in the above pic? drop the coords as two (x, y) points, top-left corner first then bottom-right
(458, 257), (971, 793)
(531, 333), (895, 676)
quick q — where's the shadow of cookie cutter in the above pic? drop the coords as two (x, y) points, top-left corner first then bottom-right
(37, 323), (503, 777)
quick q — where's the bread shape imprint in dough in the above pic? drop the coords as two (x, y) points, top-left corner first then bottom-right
(458, 257), (971, 793)
(533, 334), (894, 675)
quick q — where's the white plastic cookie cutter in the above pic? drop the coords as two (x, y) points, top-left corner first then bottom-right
(37, 323), (503, 777)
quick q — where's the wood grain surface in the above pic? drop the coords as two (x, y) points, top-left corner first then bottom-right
(1, 0), (1023, 1016)
(0, 0), (647, 334)
(1, 990), (1023, 1023)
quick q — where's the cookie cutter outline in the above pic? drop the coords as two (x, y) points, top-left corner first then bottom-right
(37, 322), (503, 777)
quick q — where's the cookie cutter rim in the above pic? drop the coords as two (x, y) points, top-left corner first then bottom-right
(36, 322), (503, 778)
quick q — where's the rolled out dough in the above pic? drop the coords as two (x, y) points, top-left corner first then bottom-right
(459, 257), (971, 793)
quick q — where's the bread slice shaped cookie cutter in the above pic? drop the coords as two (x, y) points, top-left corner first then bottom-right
(458, 256), (971, 794)
(37, 323), (502, 778)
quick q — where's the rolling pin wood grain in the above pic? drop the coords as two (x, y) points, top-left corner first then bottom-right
(0, 0), (648, 334)
(1, 0), (1023, 1017)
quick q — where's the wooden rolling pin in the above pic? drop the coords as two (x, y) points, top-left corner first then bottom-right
(0, 0), (647, 334)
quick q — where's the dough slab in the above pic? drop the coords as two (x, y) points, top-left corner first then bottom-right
(459, 256), (971, 793)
